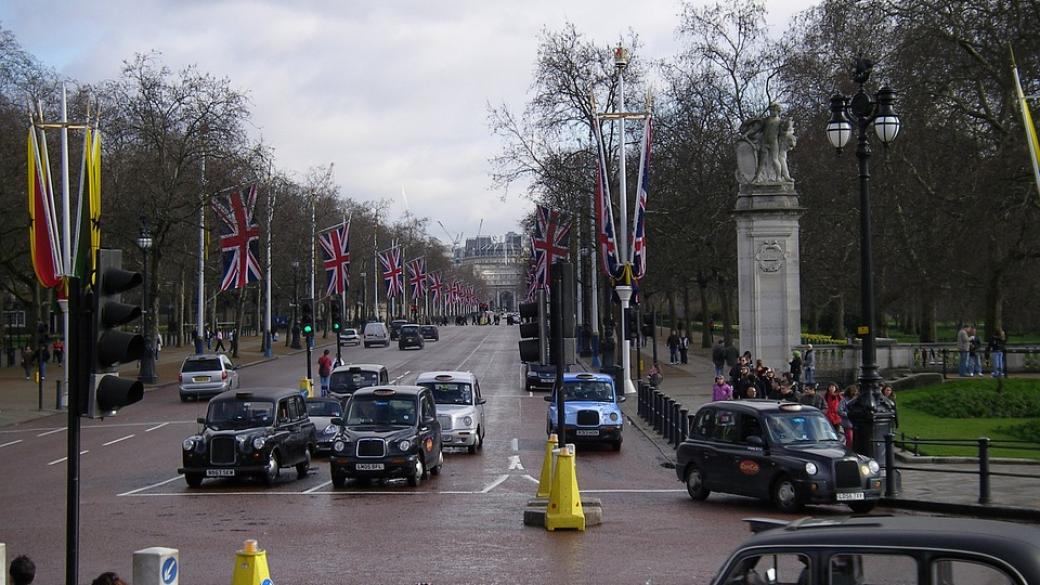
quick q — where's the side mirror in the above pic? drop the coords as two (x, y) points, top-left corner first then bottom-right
(478, 398), (487, 405)
(618, 395), (627, 403)
(331, 417), (343, 426)
(196, 417), (206, 425)
(543, 395), (552, 402)
(747, 435), (764, 446)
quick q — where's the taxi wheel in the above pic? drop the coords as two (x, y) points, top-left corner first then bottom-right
(184, 473), (203, 488)
(407, 458), (424, 487)
(771, 476), (802, 513)
(331, 474), (346, 488)
(262, 451), (281, 486)
(848, 500), (877, 514)
(296, 449), (311, 479)
(477, 428), (484, 450)
(611, 439), (622, 452)
(685, 465), (710, 501)
(430, 452), (444, 475)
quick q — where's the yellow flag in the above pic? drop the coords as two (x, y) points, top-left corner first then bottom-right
(1011, 48), (1040, 201)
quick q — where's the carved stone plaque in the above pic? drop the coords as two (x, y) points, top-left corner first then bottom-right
(755, 241), (784, 273)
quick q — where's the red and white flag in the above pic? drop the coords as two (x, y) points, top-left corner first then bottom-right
(319, 221), (350, 296)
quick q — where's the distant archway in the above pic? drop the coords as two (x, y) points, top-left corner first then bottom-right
(498, 290), (515, 312)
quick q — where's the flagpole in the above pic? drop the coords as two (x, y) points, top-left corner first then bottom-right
(196, 153), (206, 354)
(373, 230), (380, 321)
(60, 86), (71, 408)
(614, 46), (636, 395)
(309, 195), (315, 348)
(589, 171), (601, 368)
(263, 183), (273, 358)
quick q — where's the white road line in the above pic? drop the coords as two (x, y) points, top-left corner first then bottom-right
(144, 422), (169, 433)
(304, 480), (332, 494)
(579, 489), (686, 493)
(47, 450), (88, 466)
(102, 434), (135, 446)
(390, 370), (412, 384)
(455, 332), (492, 370)
(127, 490), (477, 497)
(508, 455), (524, 470)
(528, 392), (533, 398)
(480, 474), (510, 493)
(511, 438), (519, 452)
(118, 475), (185, 496)
(37, 427), (67, 437)
(0, 439), (24, 449)
(522, 474), (539, 484)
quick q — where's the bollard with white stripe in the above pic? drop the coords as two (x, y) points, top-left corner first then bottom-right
(133, 547), (179, 585)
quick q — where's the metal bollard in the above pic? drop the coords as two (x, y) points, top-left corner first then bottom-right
(679, 408), (688, 443)
(663, 398), (671, 441)
(884, 433), (899, 497)
(651, 391), (659, 431)
(655, 392), (664, 433)
(666, 399), (676, 442)
(978, 437), (991, 505)
(671, 402), (680, 446)
(55, 380), (63, 410)
(638, 383), (646, 418)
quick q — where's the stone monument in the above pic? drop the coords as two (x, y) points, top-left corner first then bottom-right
(733, 104), (803, 371)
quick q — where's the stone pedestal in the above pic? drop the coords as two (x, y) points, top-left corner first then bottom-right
(734, 182), (803, 372)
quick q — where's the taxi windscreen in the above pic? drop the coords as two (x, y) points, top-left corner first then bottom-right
(562, 381), (613, 402)
(206, 400), (275, 430)
(764, 412), (842, 444)
(346, 396), (417, 426)
(330, 371), (378, 394)
(306, 401), (343, 417)
(419, 382), (472, 405)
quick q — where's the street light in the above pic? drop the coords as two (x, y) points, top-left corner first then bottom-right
(360, 270), (368, 321)
(137, 220), (158, 384)
(826, 57), (899, 461)
(290, 260), (301, 349)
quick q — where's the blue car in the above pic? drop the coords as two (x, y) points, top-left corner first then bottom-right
(545, 372), (625, 451)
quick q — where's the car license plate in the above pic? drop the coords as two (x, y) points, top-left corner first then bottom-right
(355, 463), (384, 471)
(836, 491), (865, 501)
(205, 469), (235, 477)
(441, 434), (453, 443)
(193, 376), (211, 383)
(575, 429), (599, 436)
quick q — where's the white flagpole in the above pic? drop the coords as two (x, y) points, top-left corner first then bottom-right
(614, 46), (636, 395)
(60, 85), (71, 407)
(196, 155), (206, 352)
(263, 183), (274, 357)
(309, 196), (315, 348)
(374, 231), (380, 321)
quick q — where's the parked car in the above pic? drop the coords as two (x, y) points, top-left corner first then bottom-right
(398, 324), (425, 350)
(416, 371), (485, 454)
(363, 322), (390, 348)
(338, 328), (361, 346)
(419, 325), (440, 341)
(178, 354), (239, 402)
(306, 397), (345, 455)
(179, 388), (316, 487)
(524, 362), (561, 392)
(389, 319), (408, 340)
(329, 364), (389, 405)
(710, 515), (1040, 585)
(328, 385), (443, 487)
(545, 372), (624, 451)
(676, 400), (882, 513)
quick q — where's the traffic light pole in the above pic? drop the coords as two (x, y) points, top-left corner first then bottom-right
(66, 277), (84, 585)
(552, 269), (566, 449)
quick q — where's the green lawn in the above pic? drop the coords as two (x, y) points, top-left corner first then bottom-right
(894, 379), (1040, 459)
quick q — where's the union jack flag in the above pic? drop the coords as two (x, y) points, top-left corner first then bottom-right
(408, 257), (427, 300)
(531, 204), (571, 291)
(212, 185), (262, 292)
(631, 116), (652, 280)
(428, 271), (443, 302)
(449, 280), (461, 304)
(594, 120), (623, 279)
(379, 246), (404, 298)
(318, 221), (350, 296)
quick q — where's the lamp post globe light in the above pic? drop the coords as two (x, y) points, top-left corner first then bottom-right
(137, 222), (158, 384)
(826, 57), (899, 461)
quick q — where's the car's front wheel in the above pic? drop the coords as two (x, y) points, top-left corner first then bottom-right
(296, 449), (311, 479)
(848, 500), (877, 514)
(430, 451), (444, 475)
(262, 451), (280, 486)
(331, 474), (346, 488)
(771, 475), (802, 513)
(685, 464), (710, 500)
(407, 457), (424, 487)
(184, 473), (203, 488)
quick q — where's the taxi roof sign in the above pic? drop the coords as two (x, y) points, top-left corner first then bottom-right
(434, 374), (454, 381)
(779, 403), (803, 411)
(373, 388), (396, 396)
(576, 373), (596, 380)
(235, 391), (253, 399)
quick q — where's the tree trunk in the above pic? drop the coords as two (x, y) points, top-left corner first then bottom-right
(718, 277), (734, 347)
(177, 270), (186, 347)
(667, 290), (676, 333)
(697, 273), (711, 348)
(983, 268), (1004, 340)
(832, 295), (846, 341)
(920, 296), (937, 342)
(681, 284), (690, 334)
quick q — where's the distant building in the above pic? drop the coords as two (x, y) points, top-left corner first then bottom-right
(455, 232), (527, 311)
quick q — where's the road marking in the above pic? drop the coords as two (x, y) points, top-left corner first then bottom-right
(508, 455), (524, 470)
(37, 427), (67, 437)
(102, 434), (135, 446)
(455, 332), (493, 370)
(528, 392), (533, 398)
(48, 450), (88, 466)
(304, 480), (332, 494)
(0, 439), (24, 449)
(580, 489), (686, 493)
(390, 370), (411, 384)
(510, 438), (518, 452)
(522, 474), (539, 484)
(480, 474), (510, 493)
(118, 475), (186, 496)
(144, 422), (169, 433)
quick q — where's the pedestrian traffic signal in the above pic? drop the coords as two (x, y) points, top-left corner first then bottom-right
(331, 302), (341, 332)
(301, 302), (314, 336)
(518, 291), (546, 364)
(641, 313), (655, 338)
(87, 249), (144, 418)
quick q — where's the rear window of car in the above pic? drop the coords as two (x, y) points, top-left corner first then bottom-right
(420, 326), (434, 333)
(182, 359), (221, 373)
(330, 370), (379, 394)
(401, 325), (419, 334)
(307, 401), (343, 417)
(364, 324), (386, 335)
(342, 329), (357, 335)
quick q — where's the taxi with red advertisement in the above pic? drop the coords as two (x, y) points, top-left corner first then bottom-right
(676, 400), (882, 513)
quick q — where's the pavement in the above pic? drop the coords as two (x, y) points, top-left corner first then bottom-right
(579, 328), (1040, 521)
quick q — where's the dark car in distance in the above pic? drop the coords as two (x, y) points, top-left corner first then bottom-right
(328, 386), (443, 487)
(524, 362), (563, 392)
(676, 400), (882, 513)
(389, 319), (408, 340)
(711, 515), (1040, 585)
(398, 324), (425, 350)
(419, 325), (439, 341)
(179, 388), (316, 487)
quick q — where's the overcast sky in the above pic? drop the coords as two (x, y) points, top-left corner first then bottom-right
(2, 0), (814, 247)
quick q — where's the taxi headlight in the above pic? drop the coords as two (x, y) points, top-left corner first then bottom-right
(252, 437), (266, 450)
(609, 412), (619, 423)
(804, 462), (818, 476)
(462, 416), (473, 427)
(866, 460), (880, 475)
(333, 440), (346, 453)
(182, 438), (195, 451)
(323, 424), (337, 435)
(398, 439), (412, 451)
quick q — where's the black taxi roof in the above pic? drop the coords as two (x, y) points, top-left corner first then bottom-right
(733, 516), (1040, 580)
(212, 387), (301, 402)
(703, 400), (821, 414)
(351, 385), (425, 399)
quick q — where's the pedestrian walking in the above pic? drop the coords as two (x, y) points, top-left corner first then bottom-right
(678, 331), (690, 364)
(789, 349), (802, 383)
(956, 323), (971, 376)
(52, 338), (64, 364)
(154, 331), (163, 362)
(318, 349), (334, 396)
(9, 554), (35, 585)
(968, 326), (982, 376)
(213, 329), (226, 352)
(205, 327), (212, 350)
(839, 385), (858, 447)
(711, 375), (732, 401)
(666, 330), (679, 364)
(988, 327), (1006, 377)
(803, 344), (816, 385)
(711, 340), (726, 378)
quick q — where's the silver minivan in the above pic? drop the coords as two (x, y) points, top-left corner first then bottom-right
(363, 322), (390, 348)
(178, 354), (239, 401)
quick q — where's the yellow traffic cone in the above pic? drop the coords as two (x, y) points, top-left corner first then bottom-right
(545, 444), (585, 531)
(298, 377), (314, 398)
(536, 433), (557, 498)
(230, 539), (272, 585)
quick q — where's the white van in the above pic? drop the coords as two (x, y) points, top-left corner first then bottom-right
(363, 322), (390, 348)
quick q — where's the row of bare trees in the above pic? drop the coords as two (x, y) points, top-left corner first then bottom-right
(491, 0), (1040, 345)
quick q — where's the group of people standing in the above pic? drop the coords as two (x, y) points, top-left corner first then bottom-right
(665, 330), (691, 364)
(957, 324), (1006, 377)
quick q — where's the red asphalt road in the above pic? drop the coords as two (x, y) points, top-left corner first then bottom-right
(0, 326), (907, 584)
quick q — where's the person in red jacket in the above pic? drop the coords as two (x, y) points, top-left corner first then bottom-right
(317, 349), (334, 397)
(823, 382), (844, 437)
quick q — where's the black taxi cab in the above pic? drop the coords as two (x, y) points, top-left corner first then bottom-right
(179, 388), (316, 487)
(328, 385), (443, 488)
(676, 401), (882, 513)
(711, 515), (1040, 585)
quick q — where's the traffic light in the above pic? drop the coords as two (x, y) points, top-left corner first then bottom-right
(641, 313), (655, 338)
(331, 301), (341, 332)
(87, 249), (144, 418)
(549, 261), (576, 366)
(517, 290), (546, 364)
(301, 302), (314, 337)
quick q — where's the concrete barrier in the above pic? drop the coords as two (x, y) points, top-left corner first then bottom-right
(133, 547), (179, 585)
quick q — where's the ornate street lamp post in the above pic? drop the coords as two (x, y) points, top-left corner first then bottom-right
(826, 57), (900, 460)
(137, 221), (158, 384)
